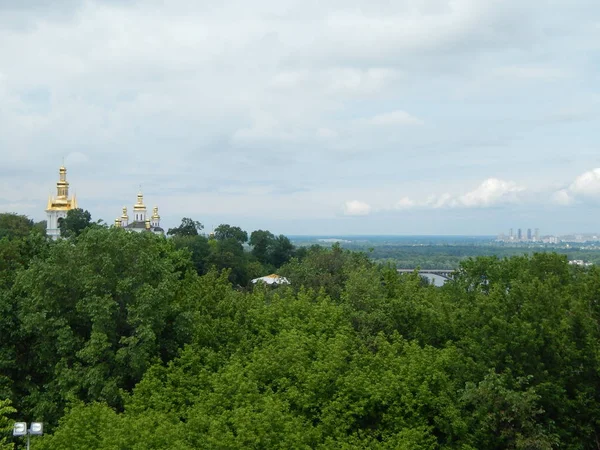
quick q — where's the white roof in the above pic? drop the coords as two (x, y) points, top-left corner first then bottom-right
(251, 274), (290, 285)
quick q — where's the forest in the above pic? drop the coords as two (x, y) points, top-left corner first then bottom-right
(1, 211), (600, 449)
(335, 241), (600, 270)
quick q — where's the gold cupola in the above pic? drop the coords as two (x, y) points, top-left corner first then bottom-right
(45, 165), (78, 240)
(133, 191), (147, 222)
(150, 206), (160, 228)
(134, 192), (145, 208)
(115, 190), (164, 236)
(46, 165), (77, 211)
(121, 207), (129, 226)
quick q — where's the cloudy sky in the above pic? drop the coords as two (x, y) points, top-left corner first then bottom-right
(1, 0), (599, 235)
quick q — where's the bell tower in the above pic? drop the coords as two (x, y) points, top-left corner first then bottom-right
(133, 192), (147, 223)
(151, 206), (160, 228)
(45, 165), (78, 239)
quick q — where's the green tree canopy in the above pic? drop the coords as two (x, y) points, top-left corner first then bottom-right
(12, 227), (195, 423)
(58, 208), (93, 238)
(249, 229), (275, 264)
(171, 234), (212, 275)
(167, 217), (204, 237)
(214, 224), (248, 243)
(0, 398), (16, 450)
(0, 213), (34, 240)
(249, 230), (295, 268)
(269, 234), (294, 267)
(2, 232), (600, 448)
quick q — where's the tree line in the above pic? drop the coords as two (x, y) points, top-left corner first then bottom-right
(5, 208), (302, 286)
(165, 217), (299, 286)
(0, 212), (600, 448)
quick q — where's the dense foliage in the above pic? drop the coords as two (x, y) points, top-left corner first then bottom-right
(1, 215), (600, 449)
(333, 241), (600, 269)
(58, 208), (96, 238)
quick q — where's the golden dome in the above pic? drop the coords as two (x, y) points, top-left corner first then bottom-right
(47, 165), (76, 211)
(134, 192), (146, 210)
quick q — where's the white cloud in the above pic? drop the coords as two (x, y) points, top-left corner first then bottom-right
(343, 200), (372, 216)
(568, 168), (600, 197)
(394, 178), (525, 210)
(365, 110), (424, 126)
(395, 196), (415, 210)
(552, 168), (600, 205)
(457, 178), (524, 207)
(420, 192), (454, 209)
(552, 189), (573, 206)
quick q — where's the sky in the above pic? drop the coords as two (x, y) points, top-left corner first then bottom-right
(1, 0), (599, 235)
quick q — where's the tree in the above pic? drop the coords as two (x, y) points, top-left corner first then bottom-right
(12, 227), (196, 424)
(208, 238), (249, 285)
(249, 230), (275, 264)
(461, 372), (559, 449)
(58, 208), (93, 238)
(167, 218), (204, 237)
(7, 238), (600, 448)
(269, 235), (295, 267)
(171, 235), (212, 275)
(214, 224), (248, 243)
(35, 402), (123, 450)
(0, 213), (34, 240)
(249, 231), (295, 268)
(33, 220), (47, 236)
(0, 398), (15, 450)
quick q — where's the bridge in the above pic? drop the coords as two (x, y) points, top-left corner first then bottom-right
(397, 269), (455, 280)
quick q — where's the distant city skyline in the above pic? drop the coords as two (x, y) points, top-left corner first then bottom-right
(498, 227), (600, 243)
(1, 1), (599, 235)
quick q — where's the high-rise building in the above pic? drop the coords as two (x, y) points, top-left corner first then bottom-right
(534, 228), (540, 241)
(509, 228), (514, 240)
(45, 166), (78, 240)
(527, 228), (532, 240)
(517, 228), (522, 240)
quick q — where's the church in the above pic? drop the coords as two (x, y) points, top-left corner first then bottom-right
(45, 165), (164, 237)
(114, 192), (165, 235)
(45, 165), (78, 239)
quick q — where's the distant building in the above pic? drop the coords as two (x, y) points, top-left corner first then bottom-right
(251, 274), (290, 285)
(517, 228), (522, 240)
(534, 228), (540, 241)
(543, 236), (559, 244)
(45, 165), (78, 240)
(569, 260), (592, 267)
(527, 228), (532, 240)
(114, 192), (164, 235)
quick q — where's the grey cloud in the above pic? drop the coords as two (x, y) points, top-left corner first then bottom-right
(0, 0), (599, 234)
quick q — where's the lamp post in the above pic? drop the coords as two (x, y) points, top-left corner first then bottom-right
(13, 422), (43, 450)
